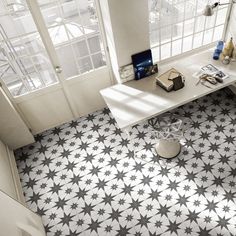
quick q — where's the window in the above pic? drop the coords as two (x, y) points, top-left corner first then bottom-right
(149, 0), (230, 62)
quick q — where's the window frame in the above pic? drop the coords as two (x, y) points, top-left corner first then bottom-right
(149, 0), (232, 63)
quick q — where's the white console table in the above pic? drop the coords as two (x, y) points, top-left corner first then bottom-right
(100, 49), (236, 130)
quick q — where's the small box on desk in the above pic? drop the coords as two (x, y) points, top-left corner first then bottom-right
(156, 68), (185, 92)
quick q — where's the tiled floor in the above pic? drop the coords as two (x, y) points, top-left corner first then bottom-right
(15, 88), (236, 236)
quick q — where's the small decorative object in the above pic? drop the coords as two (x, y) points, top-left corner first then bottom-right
(222, 55), (230, 65)
(221, 37), (234, 59)
(155, 68), (185, 92)
(119, 64), (135, 83)
(213, 41), (224, 60)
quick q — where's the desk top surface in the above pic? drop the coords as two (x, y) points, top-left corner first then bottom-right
(100, 49), (236, 130)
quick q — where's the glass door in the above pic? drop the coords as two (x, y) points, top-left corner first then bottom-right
(0, 0), (58, 97)
(36, 0), (107, 80)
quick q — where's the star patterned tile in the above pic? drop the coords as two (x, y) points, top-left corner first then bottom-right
(15, 88), (236, 236)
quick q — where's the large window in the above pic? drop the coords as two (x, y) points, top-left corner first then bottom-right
(149, 0), (230, 62)
(0, 0), (106, 97)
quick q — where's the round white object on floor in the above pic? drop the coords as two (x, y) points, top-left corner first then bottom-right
(155, 139), (181, 159)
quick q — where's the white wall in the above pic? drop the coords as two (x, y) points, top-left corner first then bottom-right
(0, 140), (25, 204)
(0, 88), (34, 149)
(100, 0), (150, 82)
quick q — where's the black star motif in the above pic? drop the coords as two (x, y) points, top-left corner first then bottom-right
(166, 220), (181, 234)
(95, 179), (108, 190)
(205, 200), (218, 212)
(140, 175), (153, 186)
(56, 137), (67, 147)
(109, 208), (122, 222)
(81, 203), (95, 216)
(21, 165), (33, 175)
(137, 214), (151, 228)
(186, 210), (200, 223)
(157, 204), (171, 217)
(133, 162), (145, 172)
(121, 184), (134, 195)
(102, 193), (115, 205)
(50, 183), (62, 194)
(216, 216), (230, 230)
(129, 198), (143, 211)
(24, 178), (38, 189)
(29, 192), (43, 204)
(60, 149), (72, 158)
(116, 225), (131, 236)
(148, 189), (161, 200)
(37, 145), (48, 154)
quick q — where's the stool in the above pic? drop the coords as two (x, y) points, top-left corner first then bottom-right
(148, 114), (190, 159)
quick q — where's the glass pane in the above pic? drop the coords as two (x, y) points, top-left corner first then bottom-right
(160, 3), (173, 27)
(185, 1), (196, 20)
(56, 46), (78, 78)
(193, 32), (203, 49)
(205, 13), (216, 29)
(21, 57), (35, 74)
(173, 3), (185, 23)
(74, 0), (99, 32)
(39, 70), (57, 85)
(161, 26), (172, 44)
(23, 34), (44, 55)
(183, 35), (193, 52)
(0, 14), (37, 39)
(216, 8), (228, 26)
(151, 46), (160, 62)
(150, 29), (160, 47)
(172, 22), (183, 40)
(195, 16), (205, 33)
(11, 38), (28, 57)
(213, 25), (224, 41)
(92, 52), (106, 69)
(161, 43), (171, 60)
(172, 39), (182, 56)
(5, 78), (28, 97)
(40, 4), (61, 27)
(73, 40), (89, 58)
(203, 29), (213, 45)
(88, 35), (103, 54)
(184, 18), (194, 36)
(27, 73), (44, 90)
(78, 56), (92, 73)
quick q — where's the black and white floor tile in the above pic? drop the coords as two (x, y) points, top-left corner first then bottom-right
(15, 88), (236, 236)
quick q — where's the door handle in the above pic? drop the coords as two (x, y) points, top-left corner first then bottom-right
(55, 66), (62, 74)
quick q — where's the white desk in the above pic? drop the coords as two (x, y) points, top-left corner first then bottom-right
(100, 49), (236, 130)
